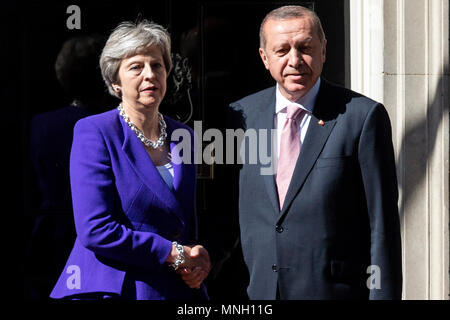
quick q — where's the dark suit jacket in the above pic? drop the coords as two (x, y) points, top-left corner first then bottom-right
(50, 109), (207, 300)
(229, 79), (402, 300)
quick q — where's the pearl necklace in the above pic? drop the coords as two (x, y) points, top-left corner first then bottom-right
(117, 104), (167, 149)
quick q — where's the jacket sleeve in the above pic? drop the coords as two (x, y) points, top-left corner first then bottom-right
(358, 103), (403, 300)
(70, 118), (172, 271)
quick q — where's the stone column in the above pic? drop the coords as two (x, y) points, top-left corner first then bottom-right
(349, 0), (449, 300)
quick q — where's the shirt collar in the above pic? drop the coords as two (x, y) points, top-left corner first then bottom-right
(275, 77), (321, 114)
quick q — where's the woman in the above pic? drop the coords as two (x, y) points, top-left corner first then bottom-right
(50, 20), (211, 300)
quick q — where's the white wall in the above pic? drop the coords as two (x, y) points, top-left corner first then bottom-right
(349, 0), (449, 300)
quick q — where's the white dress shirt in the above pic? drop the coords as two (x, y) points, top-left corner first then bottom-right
(273, 78), (321, 169)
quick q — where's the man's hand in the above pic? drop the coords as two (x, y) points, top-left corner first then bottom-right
(177, 245), (211, 289)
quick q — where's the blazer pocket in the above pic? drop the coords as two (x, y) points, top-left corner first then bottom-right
(315, 156), (352, 169)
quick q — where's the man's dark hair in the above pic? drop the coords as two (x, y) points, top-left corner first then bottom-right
(259, 5), (326, 50)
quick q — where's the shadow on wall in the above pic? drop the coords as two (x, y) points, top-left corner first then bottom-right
(396, 73), (449, 232)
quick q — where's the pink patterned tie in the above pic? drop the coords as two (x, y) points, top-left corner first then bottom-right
(276, 104), (305, 210)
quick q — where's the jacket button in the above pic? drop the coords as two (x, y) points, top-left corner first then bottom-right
(275, 225), (284, 233)
(272, 264), (278, 272)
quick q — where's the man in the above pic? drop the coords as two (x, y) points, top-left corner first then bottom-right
(229, 5), (402, 299)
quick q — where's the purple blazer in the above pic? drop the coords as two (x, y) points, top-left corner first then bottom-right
(50, 108), (207, 300)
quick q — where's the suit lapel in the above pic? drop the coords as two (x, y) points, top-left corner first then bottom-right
(278, 80), (337, 221)
(120, 112), (185, 225)
(256, 87), (281, 214)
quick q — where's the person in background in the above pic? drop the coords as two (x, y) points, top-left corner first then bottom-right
(25, 34), (110, 300)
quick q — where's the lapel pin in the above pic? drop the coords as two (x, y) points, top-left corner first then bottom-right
(318, 120), (325, 126)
